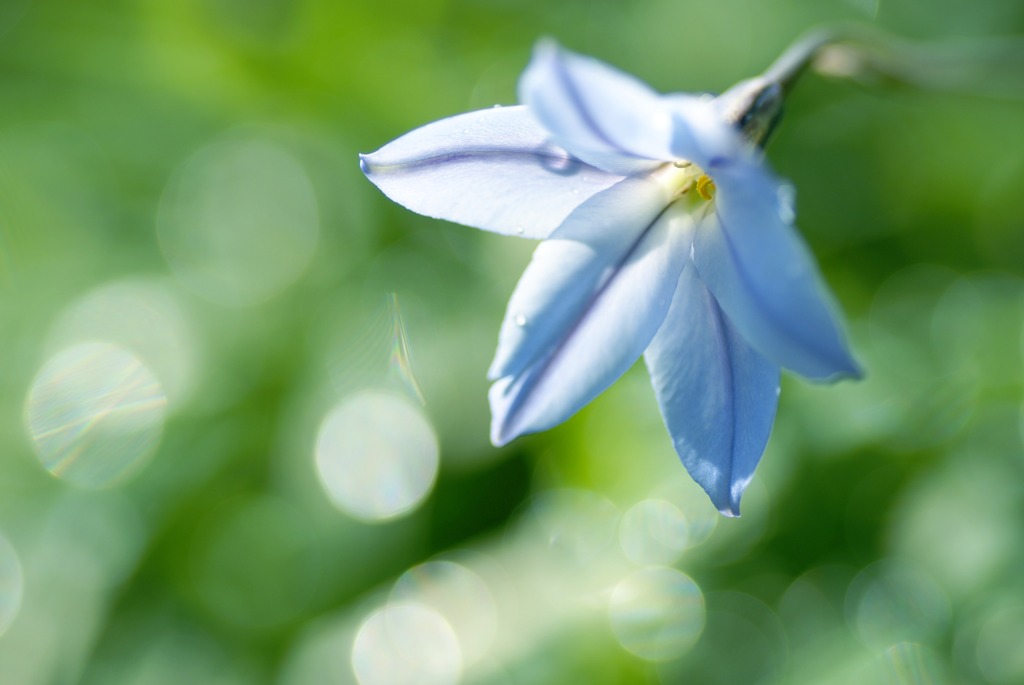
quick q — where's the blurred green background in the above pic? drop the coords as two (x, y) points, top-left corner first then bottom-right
(1, 0), (1023, 683)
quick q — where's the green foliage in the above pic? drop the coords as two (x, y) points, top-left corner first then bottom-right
(1, 1), (1023, 683)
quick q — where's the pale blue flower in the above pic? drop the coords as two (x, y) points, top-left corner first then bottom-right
(360, 41), (859, 515)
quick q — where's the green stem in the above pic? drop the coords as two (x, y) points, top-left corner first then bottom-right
(762, 28), (840, 94)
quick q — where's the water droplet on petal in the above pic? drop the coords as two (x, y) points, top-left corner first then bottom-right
(538, 145), (580, 175)
(492, 104), (502, 108)
(514, 313), (527, 327)
(515, 226), (525, 235)
(777, 184), (796, 224)
(461, 129), (469, 135)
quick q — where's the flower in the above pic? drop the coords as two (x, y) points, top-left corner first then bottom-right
(360, 41), (859, 515)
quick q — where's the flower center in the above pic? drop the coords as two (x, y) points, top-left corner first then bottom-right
(695, 174), (716, 201)
(651, 161), (716, 205)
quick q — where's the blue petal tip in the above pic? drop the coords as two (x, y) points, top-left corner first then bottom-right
(825, 357), (865, 383)
(489, 422), (514, 448)
(716, 493), (742, 518)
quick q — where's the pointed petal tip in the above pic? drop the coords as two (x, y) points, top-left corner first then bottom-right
(847, 355), (866, 379)
(532, 36), (560, 58)
(811, 356), (864, 384)
(485, 356), (503, 382)
(523, 39), (559, 87)
(488, 419), (516, 448)
(839, 364), (865, 382)
(700, 486), (744, 518)
(711, 489), (743, 518)
(833, 345), (865, 380)
(357, 153), (372, 176)
(488, 377), (517, 447)
(715, 470), (755, 519)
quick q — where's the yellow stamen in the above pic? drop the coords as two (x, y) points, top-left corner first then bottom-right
(652, 162), (716, 204)
(696, 174), (716, 201)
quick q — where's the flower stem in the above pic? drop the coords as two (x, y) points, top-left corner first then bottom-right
(762, 28), (840, 95)
(764, 26), (1024, 102)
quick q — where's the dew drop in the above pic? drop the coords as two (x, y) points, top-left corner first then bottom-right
(515, 226), (525, 236)
(515, 313), (527, 327)
(462, 129), (470, 135)
(492, 104), (503, 108)
(359, 156), (370, 174)
(539, 147), (579, 175)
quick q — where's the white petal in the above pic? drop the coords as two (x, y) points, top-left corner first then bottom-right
(693, 161), (861, 380)
(644, 265), (780, 516)
(664, 94), (751, 171)
(490, 203), (696, 446)
(518, 40), (674, 174)
(488, 176), (675, 380)
(360, 105), (624, 239)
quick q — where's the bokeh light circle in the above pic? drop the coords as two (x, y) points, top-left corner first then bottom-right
(651, 479), (720, 550)
(391, 560), (498, 666)
(47, 278), (198, 407)
(608, 566), (705, 662)
(0, 531), (23, 637)
(778, 564), (856, 648)
(526, 489), (621, 567)
(158, 137), (319, 306)
(846, 560), (950, 650)
(25, 341), (167, 487)
(975, 603), (1024, 684)
(667, 591), (788, 684)
(351, 602), (462, 685)
(315, 390), (439, 522)
(618, 499), (689, 566)
(889, 457), (1016, 601)
(520, 489), (624, 598)
(875, 642), (948, 685)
